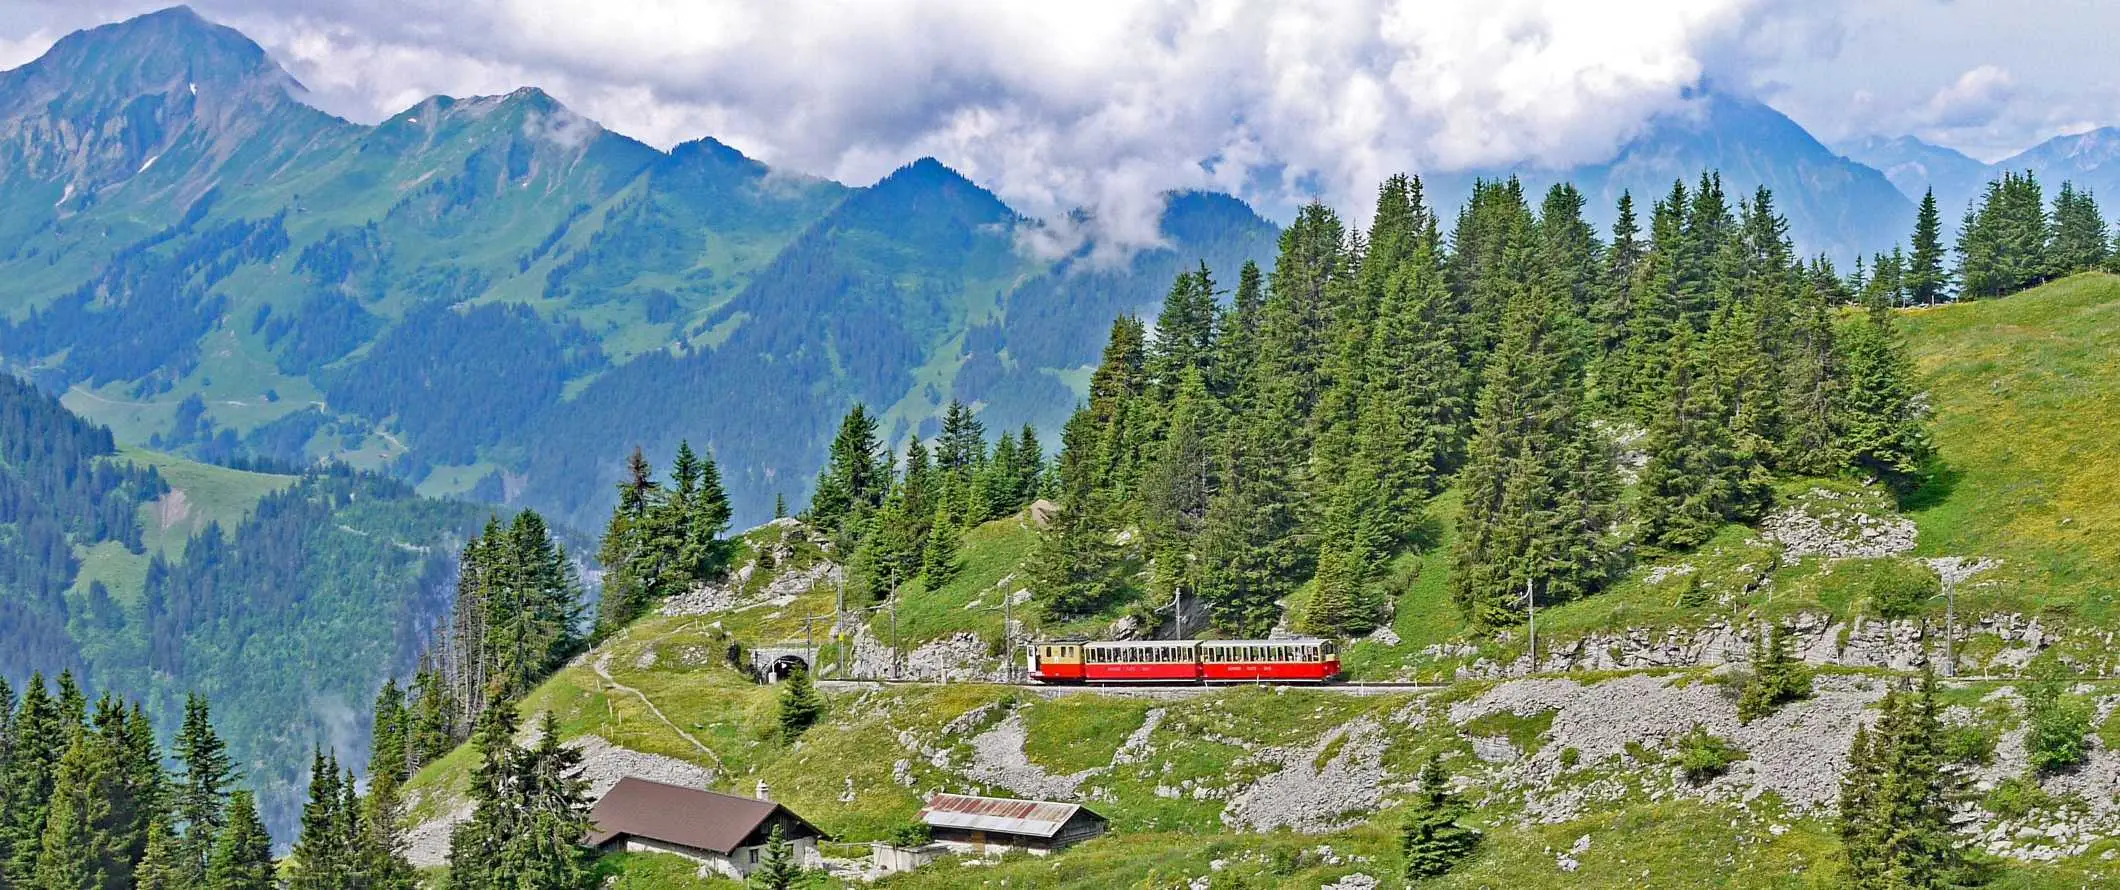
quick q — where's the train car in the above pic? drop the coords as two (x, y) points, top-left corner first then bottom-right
(1025, 641), (1088, 682)
(1198, 639), (1340, 682)
(1081, 640), (1201, 682)
(1025, 638), (1342, 684)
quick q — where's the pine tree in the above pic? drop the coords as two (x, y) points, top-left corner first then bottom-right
(1736, 622), (1812, 723)
(808, 404), (888, 536)
(1836, 311), (1934, 495)
(172, 694), (233, 881)
(1452, 276), (1616, 627)
(777, 669), (823, 743)
(288, 749), (347, 889)
(2023, 654), (2092, 773)
(919, 501), (962, 587)
(773, 493), (787, 519)
(1907, 189), (1947, 305)
(1030, 411), (1122, 620)
(134, 821), (181, 890)
(749, 823), (801, 890)
(447, 704), (520, 888)
(203, 792), (273, 890)
(1400, 755), (1479, 880)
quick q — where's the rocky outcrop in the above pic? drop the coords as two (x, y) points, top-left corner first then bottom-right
(1455, 609), (2068, 679)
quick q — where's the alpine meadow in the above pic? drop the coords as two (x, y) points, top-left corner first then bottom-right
(7, 4), (2120, 889)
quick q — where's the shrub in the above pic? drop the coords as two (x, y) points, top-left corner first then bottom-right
(1674, 725), (1746, 784)
(1736, 623), (1814, 723)
(1868, 560), (1938, 619)
(2024, 654), (2093, 773)
(1941, 722), (1999, 766)
(1984, 777), (2074, 821)
(1558, 747), (1581, 769)
(887, 823), (933, 848)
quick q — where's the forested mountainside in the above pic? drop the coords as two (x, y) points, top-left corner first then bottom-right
(0, 7), (1281, 533)
(0, 373), (487, 836)
(0, 7), (1945, 540)
(265, 164), (2113, 886)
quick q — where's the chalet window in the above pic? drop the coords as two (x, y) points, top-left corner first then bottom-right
(748, 848), (759, 864)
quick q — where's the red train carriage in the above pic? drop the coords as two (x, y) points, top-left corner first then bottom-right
(1198, 639), (1339, 682)
(1025, 638), (1341, 684)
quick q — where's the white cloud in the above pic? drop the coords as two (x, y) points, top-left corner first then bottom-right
(10, 0), (1825, 242)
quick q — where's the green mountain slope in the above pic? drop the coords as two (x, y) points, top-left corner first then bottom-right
(0, 372), (488, 837)
(0, 8), (1282, 531)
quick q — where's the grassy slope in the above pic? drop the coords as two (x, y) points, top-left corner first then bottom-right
(1897, 272), (2120, 622)
(72, 447), (294, 603)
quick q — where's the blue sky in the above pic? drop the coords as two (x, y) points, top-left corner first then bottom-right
(1, 0), (2108, 237)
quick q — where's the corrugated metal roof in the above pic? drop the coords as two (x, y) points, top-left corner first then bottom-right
(916, 792), (1103, 839)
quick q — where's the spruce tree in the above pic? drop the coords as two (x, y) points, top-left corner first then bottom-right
(1636, 326), (1762, 552)
(1030, 411), (1122, 620)
(750, 823), (801, 890)
(1907, 189), (1947, 305)
(808, 404), (888, 536)
(1, 675), (62, 881)
(1400, 755), (1479, 880)
(1736, 622), (1812, 723)
(447, 705), (520, 887)
(35, 724), (136, 890)
(1836, 311), (1934, 495)
(369, 679), (410, 786)
(1452, 278), (1616, 627)
(777, 669), (823, 743)
(288, 749), (347, 889)
(920, 502), (961, 587)
(1778, 278), (1843, 476)
(172, 694), (233, 880)
(507, 714), (592, 890)
(2050, 181), (2109, 275)
(1837, 672), (1966, 889)
(203, 792), (273, 890)
(2024, 654), (2092, 773)
(135, 821), (181, 890)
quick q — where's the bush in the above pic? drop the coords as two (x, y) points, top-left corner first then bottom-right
(1736, 623), (1814, 723)
(1558, 747), (1581, 769)
(1984, 776), (2074, 821)
(886, 823), (933, 848)
(1941, 722), (1999, 766)
(1674, 725), (1746, 784)
(1867, 560), (1938, 619)
(2025, 654), (2093, 773)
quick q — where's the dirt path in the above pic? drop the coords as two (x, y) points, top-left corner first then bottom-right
(591, 629), (723, 767)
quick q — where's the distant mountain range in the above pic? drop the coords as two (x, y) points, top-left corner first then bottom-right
(5, 6), (2101, 531)
(1839, 129), (2120, 223)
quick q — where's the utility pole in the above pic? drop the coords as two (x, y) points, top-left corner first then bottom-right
(1525, 578), (1537, 674)
(1942, 571), (1958, 677)
(890, 566), (901, 681)
(1001, 583), (1014, 683)
(836, 575), (847, 679)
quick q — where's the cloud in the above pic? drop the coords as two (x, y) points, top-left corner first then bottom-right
(11, 0), (1823, 243)
(1921, 64), (2015, 129)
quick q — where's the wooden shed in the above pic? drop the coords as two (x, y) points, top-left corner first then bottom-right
(916, 792), (1108, 855)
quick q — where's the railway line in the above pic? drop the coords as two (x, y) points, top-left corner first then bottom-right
(816, 677), (1451, 698)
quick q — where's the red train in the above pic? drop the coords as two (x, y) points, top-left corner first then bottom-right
(1025, 639), (1341, 684)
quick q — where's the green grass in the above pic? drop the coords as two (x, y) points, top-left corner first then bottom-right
(1461, 707), (1557, 756)
(1899, 272), (2120, 624)
(870, 513), (1040, 649)
(590, 851), (747, 889)
(118, 446), (295, 557)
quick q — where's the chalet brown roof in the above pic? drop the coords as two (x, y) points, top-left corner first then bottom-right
(584, 777), (822, 854)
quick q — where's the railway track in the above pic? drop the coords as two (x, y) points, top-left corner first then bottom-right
(816, 677), (1451, 698)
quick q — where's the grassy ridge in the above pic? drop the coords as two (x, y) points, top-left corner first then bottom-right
(1899, 272), (2120, 622)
